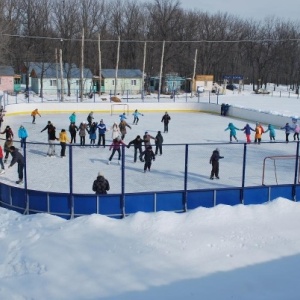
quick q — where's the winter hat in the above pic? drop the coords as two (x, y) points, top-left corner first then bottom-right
(98, 171), (103, 177)
(145, 131), (148, 134)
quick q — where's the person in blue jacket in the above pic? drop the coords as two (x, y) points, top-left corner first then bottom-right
(119, 113), (127, 122)
(281, 122), (293, 143)
(18, 125), (28, 148)
(264, 124), (276, 141)
(97, 119), (107, 147)
(69, 112), (76, 124)
(132, 109), (144, 125)
(224, 122), (240, 142)
(241, 123), (255, 143)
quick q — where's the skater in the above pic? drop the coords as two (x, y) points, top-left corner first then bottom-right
(87, 111), (94, 127)
(3, 139), (13, 163)
(97, 119), (107, 147)
(241, 123), (255, 143)
(143, 131), (156, 149)
(161, 111), (171, 133)
(281, 123), (293, 143)
(140, 145), (156, 172)
(69, 112), (76, 124)
(69, 122), (78, 144)
(127, 135), (144, 163)
(92, 172), (110, 195)
(110, 122), (121, 140)
(119, 112), (127, 122)
(59, 129), (70, 157)
(0, 110), (5, 128)
(119, 119), (131, 140)
(31, 108), (41, 124)
(47, 125), (58, 157)
(254, 122), (265, 144)
(132, 109), (144, 125)
(1, 125), (14, 140)
(0, 145), (5, 174)
(18, 125), (28, 148)
(88, 122), (97, 147)
(108, 137), (126, 165)
(8, 146), (24, 184)
(264, 124), (276, 141)
(224, 122), (240, 142)
(155, 131), (163, 155)
(209, 148), (224, 180)
(41, 121), (54, 140)
(293, 123), (300, 141)
(78, 122), (88, 147)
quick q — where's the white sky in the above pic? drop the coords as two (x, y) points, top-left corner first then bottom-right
(143, 0), (300, 21)
(1, 87), (300, 299)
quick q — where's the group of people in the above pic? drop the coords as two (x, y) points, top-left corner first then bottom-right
(224, 121), (300, 144)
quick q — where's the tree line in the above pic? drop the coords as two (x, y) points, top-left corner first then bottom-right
(1, 0), (300, 91)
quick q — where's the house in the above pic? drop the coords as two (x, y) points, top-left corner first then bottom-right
(22, 62), (93, 95)
(194, 75), (214, 92)
(93, 69), (143, 95)
(0, 66), (20, 93)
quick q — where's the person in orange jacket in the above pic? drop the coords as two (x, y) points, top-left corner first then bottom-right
(254, 122), (265, 144)
(31, 108), (41, 124)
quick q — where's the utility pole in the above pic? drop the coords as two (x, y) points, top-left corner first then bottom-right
(114, 36), (120, 97)
(98, 33), (102, 95)
(80, 28), (84, 101)
(158, 40), (165, 102)
(60, 48), (64, 102)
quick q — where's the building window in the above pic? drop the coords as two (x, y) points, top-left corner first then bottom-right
(50, 79), (57, 87)
(131, 79), (137, 86)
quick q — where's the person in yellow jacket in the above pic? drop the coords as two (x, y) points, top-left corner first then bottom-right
(59, 129), (70, 157)
(254, 122), (265, 144)
(31, 108), (41, 124)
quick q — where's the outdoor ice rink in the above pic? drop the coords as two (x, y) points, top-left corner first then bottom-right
(0, 109), (297, 194)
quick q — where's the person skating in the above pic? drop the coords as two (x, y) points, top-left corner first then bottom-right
(31, 108), (41, 124)
(293, 123), (300, 141)
(254, 122), (265, 144)
(69, 112), (76, 124)
(108, 137), (126, 165)
(0, 145), (5, 174)
(18, 125), (28, 148)
(132, 109), (144, 125)
(110, 122), (121, 140)
(127, 135), (144, 163)
(241, 123), (255, 143)
(8, 146), (24, 184)
(155, 131), (163, 156)
(224, 122), (240, 142)
(161, 111), (171, 133)
(143, 131), (156, 149)
(41, 121), (54, 140)
(1, 125), (14, 140)
(140, 145), (156, 172)
(3, 139), (13, 163)
(69, 122), (78, 144)
(59, 129), (70, 157)
(78, 122), (88, 147)
(209, 148), (224, 180)
(119, 119), (131, 140)
(92, 172), (110, 194)
(119, 112), (127, 122)
(264, 124), (276, 141)
(47, 125), (58, 157)
(97, 119), (107, 147)
(87, 111), (94, 127)
(88, 122), (97, 147)
(281, 122), (293, 143)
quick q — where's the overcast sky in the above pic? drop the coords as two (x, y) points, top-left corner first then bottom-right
(141, 0), (300, 21)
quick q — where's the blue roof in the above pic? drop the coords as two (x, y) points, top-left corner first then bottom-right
(0, 66), (15, 76)
(101, 69), (142, 78)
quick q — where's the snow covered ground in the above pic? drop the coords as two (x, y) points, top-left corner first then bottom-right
(1, 88), (300, 299)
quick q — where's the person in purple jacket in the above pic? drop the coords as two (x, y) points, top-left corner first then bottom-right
(241, 123), (255, 143)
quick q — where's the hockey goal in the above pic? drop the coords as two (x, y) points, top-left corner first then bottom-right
(111, 103), (129, 116)
(262, 155), (300, 185)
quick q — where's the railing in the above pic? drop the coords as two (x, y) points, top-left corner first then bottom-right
(0, 140), (299, 219)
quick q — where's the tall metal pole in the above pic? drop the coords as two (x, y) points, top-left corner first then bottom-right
(59, 48), (64, 102)
(142, 42), (147, 100)
(55, 48), (59, 101)
(80, 28), (84, 101)
(158, 40), (165, 102)
(191, 48), (197, 98)
(98, 33), (102, 95)
(114, 36), (120, 96)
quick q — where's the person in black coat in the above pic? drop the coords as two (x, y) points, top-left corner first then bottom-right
(140, 146), (155, 172)
(127, 135), (144, 163)
(161, 111), (171, 133)
(69, 123), (78, 144)
(209, 148), (224, 180)
(92, 172), (110, 194)
(155, 131), (163, 155)
(8, 146), (24, 184)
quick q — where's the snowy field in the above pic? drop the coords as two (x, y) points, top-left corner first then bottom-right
(1, 90), (300, 299)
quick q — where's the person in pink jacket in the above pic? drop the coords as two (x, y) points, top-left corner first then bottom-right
(108, 137), (127, 165)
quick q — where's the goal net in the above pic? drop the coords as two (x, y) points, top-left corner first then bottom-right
(111, 104), (129, 116)
(262, 155), (300, 185)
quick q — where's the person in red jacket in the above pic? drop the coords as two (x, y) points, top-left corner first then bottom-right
(0, 145), (5, 174)
(108, 137), (126, 165)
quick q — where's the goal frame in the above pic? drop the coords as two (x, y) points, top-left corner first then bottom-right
(110, 103), (129, 116)
(262, 155), (300, 185)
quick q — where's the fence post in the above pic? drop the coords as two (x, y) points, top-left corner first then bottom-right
(23, 141), (29, 215)
(121, 145), (126, 218)
(69, 145), (74, 219)
(240, 143), (247, 204)
(292, 141), (299, 201)
(183, 144), (188, 212)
